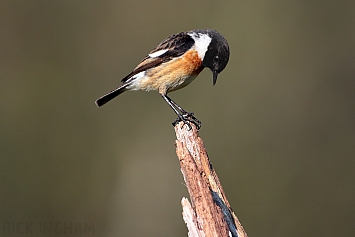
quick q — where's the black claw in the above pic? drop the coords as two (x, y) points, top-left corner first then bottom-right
(172, 118), (181, 127)
(172, 112), (201, 130)
(183, 112), (201, 127)
(162, 94), (202, 130)
(172, 117), (192, 130)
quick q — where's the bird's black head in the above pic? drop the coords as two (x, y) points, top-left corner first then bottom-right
(198, 29), (230, 85)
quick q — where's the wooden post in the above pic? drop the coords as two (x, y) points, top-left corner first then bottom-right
(174, 122), (248, 237)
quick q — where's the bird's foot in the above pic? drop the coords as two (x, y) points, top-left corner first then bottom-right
(172, 112), (201, 130)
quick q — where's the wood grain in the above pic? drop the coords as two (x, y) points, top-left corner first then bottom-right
(174, 122), (248, 237)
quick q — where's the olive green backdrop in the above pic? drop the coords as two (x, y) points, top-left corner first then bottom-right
(1, 1), (354, 236)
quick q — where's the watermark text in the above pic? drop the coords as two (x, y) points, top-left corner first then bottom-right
(2, 221), (95, 235)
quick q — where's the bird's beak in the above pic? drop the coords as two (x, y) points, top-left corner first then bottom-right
(212, 70), (218, 86)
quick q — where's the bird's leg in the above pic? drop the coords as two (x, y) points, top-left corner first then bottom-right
(168, 98), (201, 126)
(161, 95), (193, 130)
(161, 94), (201, 130)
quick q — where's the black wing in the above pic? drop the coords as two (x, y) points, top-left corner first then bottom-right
(148, 32), (195, 61)
(121, 32), (195, 82)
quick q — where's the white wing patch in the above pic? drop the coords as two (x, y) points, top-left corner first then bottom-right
(188, 32), (212, 60)
(148, 49), (168, 58)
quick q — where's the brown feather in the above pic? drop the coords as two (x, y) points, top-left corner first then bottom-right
(121, 32), (195, 83)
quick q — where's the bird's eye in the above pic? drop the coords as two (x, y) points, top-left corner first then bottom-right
(213, 55), (219, 63)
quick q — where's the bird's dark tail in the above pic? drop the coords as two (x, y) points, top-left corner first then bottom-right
(95, 85), (128, 107)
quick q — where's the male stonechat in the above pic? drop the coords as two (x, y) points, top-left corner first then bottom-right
(95, 29), (230, 129)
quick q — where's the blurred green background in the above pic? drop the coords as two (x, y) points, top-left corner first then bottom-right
(1, 1), (355, 236)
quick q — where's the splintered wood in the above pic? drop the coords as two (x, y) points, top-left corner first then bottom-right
(174, 122), (248, 237)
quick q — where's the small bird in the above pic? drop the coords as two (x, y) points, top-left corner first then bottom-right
(95, 29), (230, 129)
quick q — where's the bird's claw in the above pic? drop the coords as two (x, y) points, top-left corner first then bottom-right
(172, 112), (201, 130)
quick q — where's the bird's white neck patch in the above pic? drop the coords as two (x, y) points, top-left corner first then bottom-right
(188, 32), (212, 60)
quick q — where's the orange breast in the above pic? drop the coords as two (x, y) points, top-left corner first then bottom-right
(140, 49), (203, 94)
